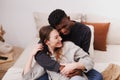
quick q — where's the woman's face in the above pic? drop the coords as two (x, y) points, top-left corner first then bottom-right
(46, 29), (62, 49)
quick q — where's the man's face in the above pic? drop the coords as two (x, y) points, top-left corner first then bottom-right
(55, 17), (72, 35)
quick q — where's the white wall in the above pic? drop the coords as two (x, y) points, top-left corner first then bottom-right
(0, 0), (120, 48)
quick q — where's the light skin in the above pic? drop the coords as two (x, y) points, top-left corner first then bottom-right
(45, 29), (86, 76)
(38, 17), (82, 76)
(23, 29), (85, 77)
(23, 44), (41, 75)
(38, 17), (73, 50)
(45, 29), (63, 53)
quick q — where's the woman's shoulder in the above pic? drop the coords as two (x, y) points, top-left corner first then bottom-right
(62, 41), (82, 54)
(62, 41), (78, 54)
(63, 41), (74, 46)
(63, 41), (79, 49)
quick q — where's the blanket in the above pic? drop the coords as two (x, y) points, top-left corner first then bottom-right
(102, 63), (120, 80)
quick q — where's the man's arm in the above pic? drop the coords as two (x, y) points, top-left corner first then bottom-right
(35, 40), (82, 74)
(35, 50), (61, 72)
(35, 40), (62, 72)
(67, 69), (83, 78)
(82, 26), (91, 54)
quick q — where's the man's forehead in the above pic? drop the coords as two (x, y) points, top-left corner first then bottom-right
(58, 18), (68, 26)
(55, 24), (62, 30)
(55, 17), (68, 29)
(60, 17), (68, 23)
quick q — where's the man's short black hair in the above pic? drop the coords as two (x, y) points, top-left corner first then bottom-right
(48, 9), (67, 28)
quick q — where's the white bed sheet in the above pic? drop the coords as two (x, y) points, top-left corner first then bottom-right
(2, 38), (39, 80)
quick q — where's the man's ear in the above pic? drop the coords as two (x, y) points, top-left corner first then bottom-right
(67, 16), (70, 20)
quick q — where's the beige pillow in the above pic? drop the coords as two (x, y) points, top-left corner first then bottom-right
(33, 12), (82, 37)
(102, 64), (120, 80)
(0, 41), (13, 54)
(82, 22), (110, 51)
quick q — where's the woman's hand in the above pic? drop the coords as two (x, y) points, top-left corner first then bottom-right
(31, 44), (43, 56)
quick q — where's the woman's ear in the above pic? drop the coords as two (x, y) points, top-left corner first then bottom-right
(44, 39), (49, 45)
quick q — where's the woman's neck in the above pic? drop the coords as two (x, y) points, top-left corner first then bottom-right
(47, 45), (54, 54)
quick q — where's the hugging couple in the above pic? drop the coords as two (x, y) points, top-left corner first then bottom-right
(22, 9), (103, 80)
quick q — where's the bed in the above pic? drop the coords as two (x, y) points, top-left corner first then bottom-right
(2, 12), (120, 80)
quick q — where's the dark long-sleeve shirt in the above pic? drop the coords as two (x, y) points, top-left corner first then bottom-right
(35, 22), (91, 72)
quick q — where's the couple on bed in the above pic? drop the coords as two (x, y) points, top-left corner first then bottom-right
(22, 9), (103, 80)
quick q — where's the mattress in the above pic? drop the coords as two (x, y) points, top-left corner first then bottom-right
(2, 38), (39, 80)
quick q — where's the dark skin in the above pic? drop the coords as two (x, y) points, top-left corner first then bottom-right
(37, 16), (86, 78)
(68, 69), (83, 78)
(38, 17), (83, 77)
(55, 16), (75, 36)
(56, 16), (84, 77)
(60, 65), (83, 78)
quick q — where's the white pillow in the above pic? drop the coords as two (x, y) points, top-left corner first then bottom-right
(107, 22), (120, 45)
(33, 12), (82, 37)
(86, 25), (94, 59)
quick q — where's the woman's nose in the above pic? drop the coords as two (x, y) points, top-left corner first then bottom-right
(59, 36), (62, 41)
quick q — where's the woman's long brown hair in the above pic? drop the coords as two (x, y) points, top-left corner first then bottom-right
(39, 25), (63, 61)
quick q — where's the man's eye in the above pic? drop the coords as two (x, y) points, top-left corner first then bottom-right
(61, 25), (66, 28)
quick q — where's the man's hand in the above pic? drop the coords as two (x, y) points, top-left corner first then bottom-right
(67, 69), (83, 78)
(60, 63), (77, 75)
(59, 64), (83, 78)
(59, 65), (65, 71)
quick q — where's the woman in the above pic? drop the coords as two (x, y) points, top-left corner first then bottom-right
(22, 25), (94, 80)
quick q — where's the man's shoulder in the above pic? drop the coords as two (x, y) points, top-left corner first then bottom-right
(74, 22), (90, 29)
(73, 22), (91, 33)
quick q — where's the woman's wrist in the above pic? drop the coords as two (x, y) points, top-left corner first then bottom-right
(29, 54), (35, 60)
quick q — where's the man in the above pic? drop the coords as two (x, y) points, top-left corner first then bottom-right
(35, 9), (103, 80)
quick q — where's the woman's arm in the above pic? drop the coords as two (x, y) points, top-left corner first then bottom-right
(35, 51), (61, 72)
(23, 55), (34, 75)
(23, 44), (41, 75)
